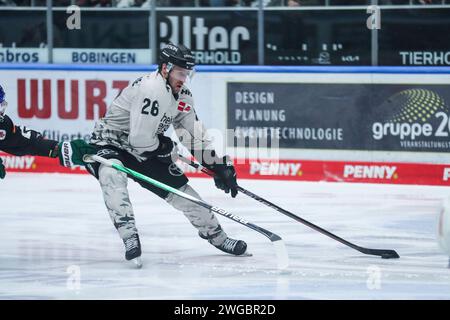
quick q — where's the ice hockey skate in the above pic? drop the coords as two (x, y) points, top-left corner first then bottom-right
(123, 234), (143, 268)
(199, 232), (251, 257)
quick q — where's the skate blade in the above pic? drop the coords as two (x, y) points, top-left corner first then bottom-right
(131, 257), (143, 269)
(238, 251), (253, 257)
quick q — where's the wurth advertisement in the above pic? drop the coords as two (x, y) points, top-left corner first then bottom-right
(2, 71), (139, 141)
(228, 82), (450, 152)
(1, 69), (215, 143)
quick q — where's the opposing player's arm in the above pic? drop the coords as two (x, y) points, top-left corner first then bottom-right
(0, 115), (58, 157)
(0, 122), (56, 180)
(0, 157), (5, 179)
(0, 115), (95, 171)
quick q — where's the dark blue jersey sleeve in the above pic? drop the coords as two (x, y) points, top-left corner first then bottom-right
(0, 114), (58, 157)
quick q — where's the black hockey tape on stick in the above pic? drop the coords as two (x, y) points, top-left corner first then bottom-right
(177, 155), (400, 260)
(84, 154), (289, 269)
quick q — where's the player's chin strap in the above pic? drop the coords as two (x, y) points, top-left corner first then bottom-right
(176, 154), (400, 260)
(83, 154), (289, 270)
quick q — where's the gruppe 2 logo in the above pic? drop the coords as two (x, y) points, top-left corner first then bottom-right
(159, 15), (250, 64)
(371, 89), (450, 142)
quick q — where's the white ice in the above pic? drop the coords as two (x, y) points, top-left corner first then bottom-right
(1, 173), (450, 299)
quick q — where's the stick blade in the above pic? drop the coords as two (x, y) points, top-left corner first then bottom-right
(360, 247), (400, 259)
(380, 250), (400, 259)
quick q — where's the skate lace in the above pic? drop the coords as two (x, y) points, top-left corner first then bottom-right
(125, 236), (138, 251)
(221, 238), (238, 252)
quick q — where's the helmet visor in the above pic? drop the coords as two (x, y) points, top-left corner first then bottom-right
(169, 65), (195, 83)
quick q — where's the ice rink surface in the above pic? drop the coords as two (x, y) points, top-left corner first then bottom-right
(1, 173), (450, 300)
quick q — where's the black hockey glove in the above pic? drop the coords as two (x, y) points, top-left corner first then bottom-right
(205, 155), (238, 198)
(143, 134), (177, 164)
(0, 157), (5, 179)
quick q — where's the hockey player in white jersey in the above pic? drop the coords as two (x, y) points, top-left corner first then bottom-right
(87, 43), (247, 267)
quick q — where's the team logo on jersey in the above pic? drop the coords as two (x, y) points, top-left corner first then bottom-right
(157, 113), (173, 134)
(177, 101), (192, 113)
(168, 163), (184, 177)
(0, 129), (6, 140)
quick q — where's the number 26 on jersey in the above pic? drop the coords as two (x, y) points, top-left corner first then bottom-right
(142, 98), (159, 116)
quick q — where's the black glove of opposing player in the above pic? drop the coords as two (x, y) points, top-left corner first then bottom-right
(205, 155), (238, 198)
(0, 157), (5, 179)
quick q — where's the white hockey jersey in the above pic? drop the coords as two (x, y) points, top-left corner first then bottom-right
(90, 71), (213, 161)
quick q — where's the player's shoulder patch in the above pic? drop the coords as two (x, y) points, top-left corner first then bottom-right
(177, 86), (194, 113)
(177, 100), (192, 113)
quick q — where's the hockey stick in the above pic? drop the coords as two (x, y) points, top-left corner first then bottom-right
(177, 155), (400, 260)
(85, 154), (289, 269)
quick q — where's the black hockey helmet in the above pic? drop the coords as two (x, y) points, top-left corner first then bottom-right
(159, 43), (195, 71)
